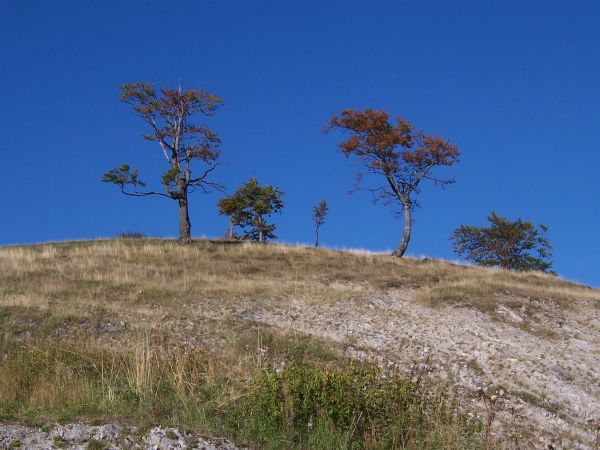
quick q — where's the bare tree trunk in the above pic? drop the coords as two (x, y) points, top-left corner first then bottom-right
(178, 193), (192, 244)
(256, 215), (265, 243)
(315, 226), (319, 247)
(228, 218), (234, 240)
(393, 201), (411, 257)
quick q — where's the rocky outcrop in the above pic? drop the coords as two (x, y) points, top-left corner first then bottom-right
(0, 423), (241, 450)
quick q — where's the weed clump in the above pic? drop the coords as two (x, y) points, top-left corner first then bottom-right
(116, 232), (146, 239)
(242, 361), (481, 448)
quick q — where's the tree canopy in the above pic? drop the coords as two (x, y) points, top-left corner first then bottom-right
(451, 213), (553, 272)
(217, 178), (285, 243)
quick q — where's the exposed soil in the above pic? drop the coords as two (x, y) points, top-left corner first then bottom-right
(186, 289), (600, 449)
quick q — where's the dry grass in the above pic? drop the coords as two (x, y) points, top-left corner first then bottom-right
(1, 238), (597, 346)
(1, 238), (596, 314)
(1, 238), (599, 448)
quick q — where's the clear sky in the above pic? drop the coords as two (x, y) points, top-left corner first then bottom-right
(1, 1), (599, 286)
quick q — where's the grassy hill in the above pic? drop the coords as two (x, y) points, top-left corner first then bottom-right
(1, 239), (599, 449)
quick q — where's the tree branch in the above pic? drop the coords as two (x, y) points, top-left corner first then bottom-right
(188, 164), (218, 184)
(189, 180), (228, 195)
(120, 187), (173, 199)
(147, 117), (174, 162)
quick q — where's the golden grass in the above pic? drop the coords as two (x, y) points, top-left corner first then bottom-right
(1, 238), (596, 319)
(0, 237), (596, 356)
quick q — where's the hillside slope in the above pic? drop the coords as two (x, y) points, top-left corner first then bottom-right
(1, 239), (599, 449)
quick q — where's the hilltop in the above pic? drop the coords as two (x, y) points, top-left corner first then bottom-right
(0, 239), (599, 449)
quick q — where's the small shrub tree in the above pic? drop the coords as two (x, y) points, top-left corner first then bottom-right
(217, 178), (284, 243)
(312, 200), (328, 247)
(451, 213), (553, 272)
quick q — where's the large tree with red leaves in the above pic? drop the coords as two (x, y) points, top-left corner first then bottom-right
(102, 82), (224, 243)
(326, 109), (460, 257)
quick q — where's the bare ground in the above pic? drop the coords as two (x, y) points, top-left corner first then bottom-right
(207, 290), (600, 448)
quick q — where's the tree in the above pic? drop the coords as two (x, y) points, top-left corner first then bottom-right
(102, 82), (224, 244)
(217, 178), (285, 243)
(451, 213), (553, 272)
(312, 200), (328, 247)
(325, 109), (460, 257)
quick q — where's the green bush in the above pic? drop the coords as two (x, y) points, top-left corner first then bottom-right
(243, 361), (481, 449)
(116, 231), (146, 239)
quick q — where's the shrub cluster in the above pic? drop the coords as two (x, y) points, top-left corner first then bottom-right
(244, 361), (481, 448)
(0, 338), (483, 449)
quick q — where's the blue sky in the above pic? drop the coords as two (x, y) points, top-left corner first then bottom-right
(1, 1), (599, 286)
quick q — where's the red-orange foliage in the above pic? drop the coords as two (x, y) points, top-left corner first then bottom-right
(326, 109), (460, 256)
(326, 109), (459, 201)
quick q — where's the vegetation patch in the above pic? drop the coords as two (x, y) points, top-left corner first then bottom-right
(86, 438), (108, 449)
(241, 361), (481, 449)
(0, 334), (483, 449)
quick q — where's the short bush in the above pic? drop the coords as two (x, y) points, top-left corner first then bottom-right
(242, 361), (481, 449)
(116, 231), (146, 239)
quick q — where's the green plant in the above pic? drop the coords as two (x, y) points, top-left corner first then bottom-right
(53, 436), (67, 448)
(242, 361), (481, 448)
(312, 200), (328, 247)
(117, 232), (146, 239)
(86, 439), (108, 450)
(451, 213), (552, 272)
(218, 178), (285, 243)
(0, 337), (483, 450)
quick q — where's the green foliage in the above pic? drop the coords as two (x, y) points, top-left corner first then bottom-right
(241, 361), (481, 449)
(0, 338), (482, 450)
(313, 200), (328, 228)
(218, 178), (285, 242)
(86, 439), (108, 450)
(451, 213), (552, 272)
(116, 232), (146, 239)
(312, 200), (328, 247)
(101, 163), (145, 190)
(0, 307), (11, 326)
(160, 165), (180, 193)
